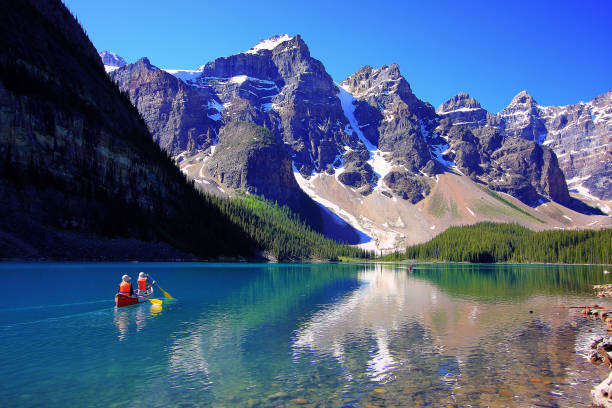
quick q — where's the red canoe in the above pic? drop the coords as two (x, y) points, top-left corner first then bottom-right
(115, 288), (154, 308)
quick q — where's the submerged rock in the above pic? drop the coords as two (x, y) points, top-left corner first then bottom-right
(593, 371), (612, 408)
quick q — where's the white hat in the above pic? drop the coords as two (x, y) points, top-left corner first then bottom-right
(139, 272), (146, 278)
(122, 274), (131, 281)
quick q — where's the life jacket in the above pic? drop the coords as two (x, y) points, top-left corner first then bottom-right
(119, 281), (132, 296)
(137, 277), (148, 291)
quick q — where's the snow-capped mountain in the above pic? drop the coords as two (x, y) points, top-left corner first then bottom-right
(102, 35), (612, 252)
(99, 50), (126, 72)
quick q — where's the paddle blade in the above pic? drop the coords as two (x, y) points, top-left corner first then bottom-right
(158, 285), (173, 299)
(148, 298), (163, 305)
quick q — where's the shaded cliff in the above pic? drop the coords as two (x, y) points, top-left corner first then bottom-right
(0, 0), (255, 259)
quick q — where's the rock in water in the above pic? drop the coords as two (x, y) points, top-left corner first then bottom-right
(593, 371), (612, 408)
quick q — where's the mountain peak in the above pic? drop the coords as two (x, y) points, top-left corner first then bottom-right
(340, 63), (412, 98)
(245, 34), (294, 54)
(437, 92), (482, 114)
(509, 90), (538, 106)
(99, 50), (126, 67)
(385, 63), (401, 77)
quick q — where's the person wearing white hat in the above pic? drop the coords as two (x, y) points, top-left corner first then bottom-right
(137, 272), (155, 295)
(118, 274), (134, 297)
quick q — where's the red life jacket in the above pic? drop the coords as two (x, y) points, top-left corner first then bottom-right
(119, 281), (132, 296)
(137, 277), (148, 291)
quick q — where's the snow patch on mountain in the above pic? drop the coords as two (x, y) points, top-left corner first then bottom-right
(437, 107), (481, 115)
(246, 34), (293, 54)
(431, 144), (455, 168)
(336, 84), (393, 190)
(163, 69), (201, 84)
(293, 162), (371, 241)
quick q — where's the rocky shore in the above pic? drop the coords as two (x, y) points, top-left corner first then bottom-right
(581, 283), (612, 407)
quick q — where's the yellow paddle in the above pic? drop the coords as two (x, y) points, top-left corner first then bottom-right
(156, 284), (173, 299)
(148, 298), (163, 305)
(147, 274), (173, 299)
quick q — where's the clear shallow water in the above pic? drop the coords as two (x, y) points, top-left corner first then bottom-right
(0, 262), (610, 407)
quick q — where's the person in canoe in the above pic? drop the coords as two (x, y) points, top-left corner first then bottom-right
(118, 274), (134, 297)
(116, 273), (156, 307)
(137, 272), (156, 296)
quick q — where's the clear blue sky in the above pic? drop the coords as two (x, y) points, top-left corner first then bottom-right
(64, 0), (611, 113)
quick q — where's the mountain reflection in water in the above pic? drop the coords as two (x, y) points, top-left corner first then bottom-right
(0, 262), (606, 407)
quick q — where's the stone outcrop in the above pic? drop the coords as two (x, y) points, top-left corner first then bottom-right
(434, 93), (571, 206)
(489, 138), (570, 205)
(109, 35), (372, 206)
(203, 122), (305, 207)
(383, 171), (429, 203)
(340, 64), (437, 172)
(436, 92), (489, 125)
(498, 90), (611, 200)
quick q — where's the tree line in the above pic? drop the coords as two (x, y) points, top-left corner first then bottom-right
(207, 193), (371, 261)
(382, 222), (611, 264)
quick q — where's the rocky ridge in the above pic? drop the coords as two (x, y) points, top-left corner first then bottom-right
(497, 90), (611, 201)
(102, 37), (610, 252)
(433, 92), (571, 206)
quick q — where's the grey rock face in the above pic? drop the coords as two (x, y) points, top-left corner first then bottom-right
(340, 64), (436, 172)
(383, 171), (429, 203)
(436, 92), (490, 126)
(433, 92), (571, 206)
(110, 58), (218, 155)
(489, 138), (570, 205)
(191, 35), (359, 179)
(99, 50), (126, 67)
(106, 34), (596, 210)
(497, 90), (611, 200)
(111, 35), (364, 196)
(204, 122), (303, 206)
(498, 91), (548, 142)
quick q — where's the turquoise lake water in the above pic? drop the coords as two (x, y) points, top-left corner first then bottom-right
(0, 262), (610, 407)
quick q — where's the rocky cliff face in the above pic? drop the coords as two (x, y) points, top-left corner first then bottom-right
(109, 35), (376, 206)
(340, 64), (437, 171)
(436, 92), (490, 125)
(433, 92), (570, 206)
(107, 38), (578, 209)
(339, 68), (570, 207)
(203, 122), (305, 207)
(99, 50), (126, 70)
(0, 0), (254, 259)
(111, 57), (218, 154)
(498, 90), (611, 200)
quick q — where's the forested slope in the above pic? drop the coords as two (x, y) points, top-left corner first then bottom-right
(383, 223), (611, 264)
(210, 194), (370, 260)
